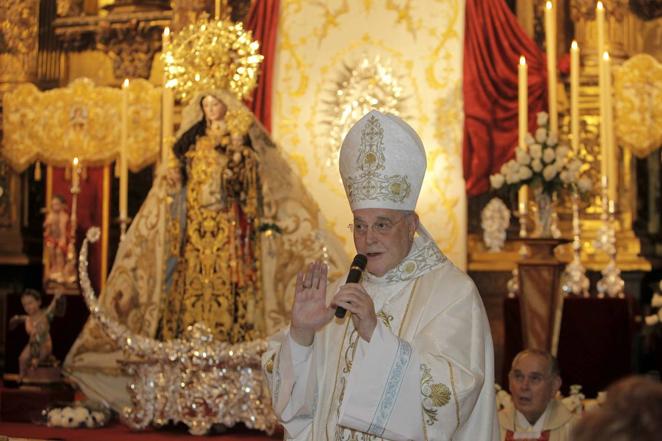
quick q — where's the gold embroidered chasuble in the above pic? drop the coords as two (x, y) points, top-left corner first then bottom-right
(263, 231), (500, 441)
(498, 400), (576, 441)
(159, 126), (264, 343)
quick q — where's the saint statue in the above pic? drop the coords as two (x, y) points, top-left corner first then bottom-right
(159, 91), (264, 342)
(43, 195), (70, 283)
(10, 289), (62, 381)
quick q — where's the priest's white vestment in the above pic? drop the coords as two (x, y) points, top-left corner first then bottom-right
(262, 234), (499, 441)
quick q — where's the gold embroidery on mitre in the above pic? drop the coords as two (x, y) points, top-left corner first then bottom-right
(346, 114), (411, 204)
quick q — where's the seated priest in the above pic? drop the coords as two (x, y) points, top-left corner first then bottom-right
(500, 349), (577, 441)
(262, 110), (499, 441)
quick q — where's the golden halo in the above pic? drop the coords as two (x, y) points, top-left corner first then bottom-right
(163, 18), (263, 103)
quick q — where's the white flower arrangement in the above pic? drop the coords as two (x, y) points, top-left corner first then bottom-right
(489, 111), (592, 197)
(45, 404), (110, 428)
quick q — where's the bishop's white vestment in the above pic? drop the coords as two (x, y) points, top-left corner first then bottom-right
(262, 234), (499, 441)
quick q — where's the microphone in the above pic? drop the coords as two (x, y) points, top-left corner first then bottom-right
(335, 254), (368, 318)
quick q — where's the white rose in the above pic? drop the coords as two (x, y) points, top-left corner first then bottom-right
(72, 407), (89, 421)
(48, 409), (63, 427)
(529, 143), (543, 159)
(535, 127), (547, 143)
(518, 166), (533, 181)
(87, 227), (101, 243)
(531, 158), (543, 172)
(516, 148), (531, 165)
(568, 158), (582, 173)
(547, 132), (558, 146)
(543, 148), (556, 163)
(556, 145), (569, 160)
(578, 176), (592, 192)
(503, 160), (518, 175)
(525, 133), (535, 146)
(490, 173), (505, 189)
(543, 164), (558, 181)
(91, 410), (106, 426)
(537, 111), (549, 126)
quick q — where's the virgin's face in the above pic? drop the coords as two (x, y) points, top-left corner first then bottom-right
(202, 96), (227, 122)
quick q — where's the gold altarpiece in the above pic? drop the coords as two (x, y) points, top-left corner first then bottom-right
(469, 0), (661, 274)
(1, 78), (163, 288)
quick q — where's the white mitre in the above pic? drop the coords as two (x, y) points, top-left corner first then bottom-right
(339, 110), (426, 211)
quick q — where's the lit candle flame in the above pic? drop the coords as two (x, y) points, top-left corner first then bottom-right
(597, 1), (604, 11)
(571, 40), (578, 50)
(122, 78), (129, 88)
(519, 55), (526, 65)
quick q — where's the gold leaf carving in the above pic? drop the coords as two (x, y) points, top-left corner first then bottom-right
(613, 54), (662, 158)
(2, 78), (161, 172)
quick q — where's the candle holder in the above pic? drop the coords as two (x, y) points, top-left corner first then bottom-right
(518, 202), (528, 239)
(65, 160), (81, 286)
(561, 192), (590, 297)
(594, 179), (624, 298)
(118, 216), (132, 242)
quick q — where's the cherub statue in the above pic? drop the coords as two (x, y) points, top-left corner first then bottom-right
(9, 289), (62, 381)
(43, 195), (70, 283)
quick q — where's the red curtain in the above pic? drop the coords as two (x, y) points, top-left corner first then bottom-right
(246, 0), (280, 132)
(463, 0), (548, 196)
(51, 166), (106, 291)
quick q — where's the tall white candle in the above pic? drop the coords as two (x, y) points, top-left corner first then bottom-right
(120, 79), (129, 224)
(518, 56), (528, 149)
(71, 157), (80, 192)
(596, 2), (606, 57)
(603, 52), (616, 203)
(545, 1), (558, 135)
(598, 49), (608, 181)
(570, 41), (580, 153)
(518, 55), (528, 220)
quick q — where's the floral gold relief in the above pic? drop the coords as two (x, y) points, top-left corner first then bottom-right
(2, 78), (161, 172)
(274, 0), (467, 266)
(613, 54), (662, 158)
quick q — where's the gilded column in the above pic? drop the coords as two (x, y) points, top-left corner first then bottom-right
(0, 0), (39, 264)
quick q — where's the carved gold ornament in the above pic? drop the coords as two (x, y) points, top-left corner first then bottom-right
(77, 229), (278, 435)
(2, 78), (161, 171)
(613, 54), (662, 158)
(321, 55), (406, 168)
(163, 18), (263, 103)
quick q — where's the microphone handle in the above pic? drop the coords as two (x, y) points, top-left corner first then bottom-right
(335, 266), (364, 318)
